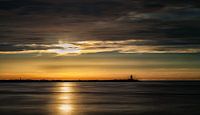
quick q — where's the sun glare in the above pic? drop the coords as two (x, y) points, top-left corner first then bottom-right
(49, 41), (81, 55)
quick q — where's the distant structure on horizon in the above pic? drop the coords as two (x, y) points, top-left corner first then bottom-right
(130, 75), (133, 80)
(128, 74), (137, 81)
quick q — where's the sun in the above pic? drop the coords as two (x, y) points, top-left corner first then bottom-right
(49, 41), (81, 55)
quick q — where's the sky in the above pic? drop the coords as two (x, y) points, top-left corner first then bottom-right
(0, 0), (200, 80)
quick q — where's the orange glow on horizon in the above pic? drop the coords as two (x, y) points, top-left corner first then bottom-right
(1, 68), (200, 80)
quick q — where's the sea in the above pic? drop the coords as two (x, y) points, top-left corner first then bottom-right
(0, 81), (199, 115)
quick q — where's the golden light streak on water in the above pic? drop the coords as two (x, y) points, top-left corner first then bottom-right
(49, 82), (76, 115)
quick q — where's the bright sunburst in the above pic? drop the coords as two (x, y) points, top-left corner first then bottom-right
(49, 41), (81, 55)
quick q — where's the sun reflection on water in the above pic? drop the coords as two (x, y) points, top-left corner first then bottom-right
(58, 104), (73, 112)
(52, 82), (75, 115)
(60, 86), (71, 92)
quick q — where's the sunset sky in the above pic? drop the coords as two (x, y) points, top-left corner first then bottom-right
(0, 0), (200, 80)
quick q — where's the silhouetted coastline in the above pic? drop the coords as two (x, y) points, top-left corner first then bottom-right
(0, 75), (142, 82)
(0, 79), (140, 82)
(2, 79), (200, 82)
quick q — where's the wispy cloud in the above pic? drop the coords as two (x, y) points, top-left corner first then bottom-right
(0, 40), (200, 55)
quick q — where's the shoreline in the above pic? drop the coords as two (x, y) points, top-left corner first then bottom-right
(0, 80), (200, 82)
(0, 79), (140, 82)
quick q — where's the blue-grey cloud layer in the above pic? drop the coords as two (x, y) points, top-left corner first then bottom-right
(0, 0), (200, 53)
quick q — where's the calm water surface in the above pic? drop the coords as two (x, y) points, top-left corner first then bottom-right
(0, 82), (200, 115)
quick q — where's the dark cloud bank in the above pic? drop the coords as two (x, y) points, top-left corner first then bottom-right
(0, 0), (200, 53)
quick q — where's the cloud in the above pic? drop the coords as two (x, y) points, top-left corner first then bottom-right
(0, 0), (200, 54)
(0, 40), (200, 55)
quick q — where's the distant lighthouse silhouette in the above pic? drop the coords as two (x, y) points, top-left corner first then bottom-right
(130, 75), (133, 80)
(129, 75), (134, 80)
